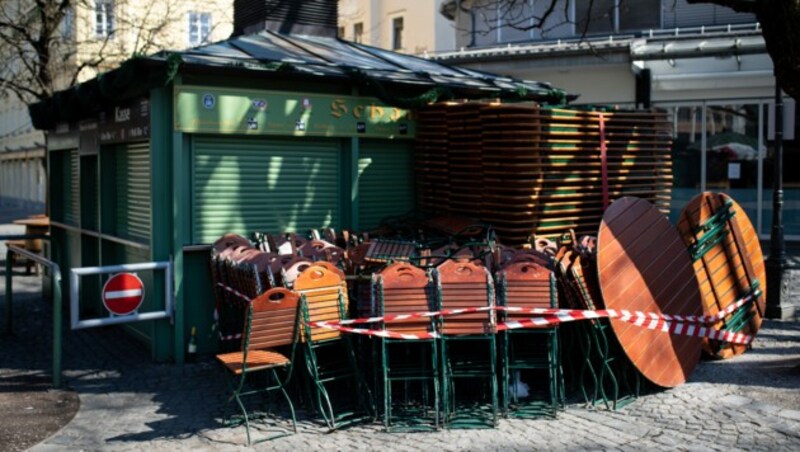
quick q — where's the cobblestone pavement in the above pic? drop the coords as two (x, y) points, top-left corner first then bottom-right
(2, 225), (799, 450)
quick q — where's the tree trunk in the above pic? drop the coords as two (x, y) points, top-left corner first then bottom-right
(756, 0), (800, 101)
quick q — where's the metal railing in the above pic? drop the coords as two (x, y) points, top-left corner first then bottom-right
(70, 260), (173, 330)
(2, 238), (62, 388)
(429, 22), (762, 60)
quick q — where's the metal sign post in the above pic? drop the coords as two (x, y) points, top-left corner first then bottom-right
(70, 260), (173, 330)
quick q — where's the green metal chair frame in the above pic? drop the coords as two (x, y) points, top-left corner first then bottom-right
(561, 248), (639, 410)
(375, 263), (440, 431)
(497, 266), (561, 418)
(435, 260), (498, 429)
(215, 287), (301, 445)
(296, 266), (375, 431)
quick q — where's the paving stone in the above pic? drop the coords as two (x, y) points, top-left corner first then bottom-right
(2, 234), (800, 451)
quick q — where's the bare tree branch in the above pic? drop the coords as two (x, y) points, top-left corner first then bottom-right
(0, 0), (232, 105)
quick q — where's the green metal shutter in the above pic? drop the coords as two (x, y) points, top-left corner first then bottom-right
(80, 156), (99, 231)
(192, 136), (340, 244)
(115, 143), (151, 242)
(63, 150), (80, 226)
(358, 140), (414, 230)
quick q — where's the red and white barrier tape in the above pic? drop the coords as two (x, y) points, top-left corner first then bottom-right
(325, 324), (441, 340)
(218, 331), (243, 341)
(309, 313), (753, 344)
(307, 292), (759, 344)
(215, 284), (249, 341)
(215, 282), (757, 344)
(217, 282), (253, 303)
(317, 291), (758, 327)
(503, 290), (759, 326)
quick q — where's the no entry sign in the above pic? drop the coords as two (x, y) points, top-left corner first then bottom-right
(102, 273), (145, 316)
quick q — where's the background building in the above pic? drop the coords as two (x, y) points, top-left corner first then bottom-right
(338, 0), (455, 55)
(435, 0), (799, 240)
(0, 0), (234, 214)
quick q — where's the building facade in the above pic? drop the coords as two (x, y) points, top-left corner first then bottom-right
(435, 0), (799, 240)
(0, 0), (233, 213)
(338, 0), (456, 55)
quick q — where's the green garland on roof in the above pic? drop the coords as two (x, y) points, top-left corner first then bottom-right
(546, 88), (568, 107)
(164, 53), (183, 85)
(342, 66), (569, 108)
(342, 67), (455, 109)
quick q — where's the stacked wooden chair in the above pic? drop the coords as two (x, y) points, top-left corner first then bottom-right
(435, 259), (498, 428)
(295, 265), (374, 431)
(496, 260), (561, 418)
(374, 263), (440, 431)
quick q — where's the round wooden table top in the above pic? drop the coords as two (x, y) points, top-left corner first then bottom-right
(677, 192), (766, 359)
(12, 216), (49, 227)
(597, 197), (703, 388)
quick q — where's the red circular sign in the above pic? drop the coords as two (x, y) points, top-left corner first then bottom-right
(102, 273), (145, 316)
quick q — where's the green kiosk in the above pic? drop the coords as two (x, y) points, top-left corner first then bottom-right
(29, 24), (565, 363)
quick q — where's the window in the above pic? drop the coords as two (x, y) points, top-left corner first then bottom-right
(618, 0), (661, 32)
(337, 26), (345, 38)
(353, 22), (363, 43)
(575, 0), (615, 35)
(188, 12), (212, 46)
(60, 7), (74, 39)
(392, 17), (404, 50)
(576, 0), (661, 35)
(95, 0), (114, 38)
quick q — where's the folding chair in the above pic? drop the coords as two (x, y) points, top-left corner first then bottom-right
(281, 257), (313, 288)
(435, 260), (498, 429)
(215, 287), (301, 445)
(375, 263), (440, 431)
(497, 261), (561, 418)
(210, 254), (262, 353)
(296, 266), (374, 430)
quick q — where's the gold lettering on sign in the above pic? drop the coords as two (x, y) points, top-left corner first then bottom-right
(352, 105), (365, 119)
(390, 108), (404, 121)
(369, 104), (384, 120)
(330, 99), (347, 118)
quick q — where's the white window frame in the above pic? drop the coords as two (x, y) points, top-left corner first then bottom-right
(188, 11), (212, 47)
(61, 7), (74, 39)
(95, 0), (114, 38)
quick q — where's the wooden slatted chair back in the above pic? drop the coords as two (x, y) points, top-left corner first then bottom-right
(295, 266), (348, 342)
(436, 260), (494, 335)
(379, 263), (435, 336)
(245, 288), (301, 352)
(311, 261), (350, 313)
(309, 261), (346, 280)
(212, 233), (250, 255)
(499, 262), (555, 324)
(282, 257), (314, 288)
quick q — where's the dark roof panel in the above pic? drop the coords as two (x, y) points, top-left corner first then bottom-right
(31, 32), (571, 129)
(287, 34), (406, 71)
(227, 32), (328, 63)
(350, 42), (466, 77)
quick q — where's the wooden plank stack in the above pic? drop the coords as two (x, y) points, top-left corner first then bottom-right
(414, 104), (450, 213)
(415, 102), (673, 245)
